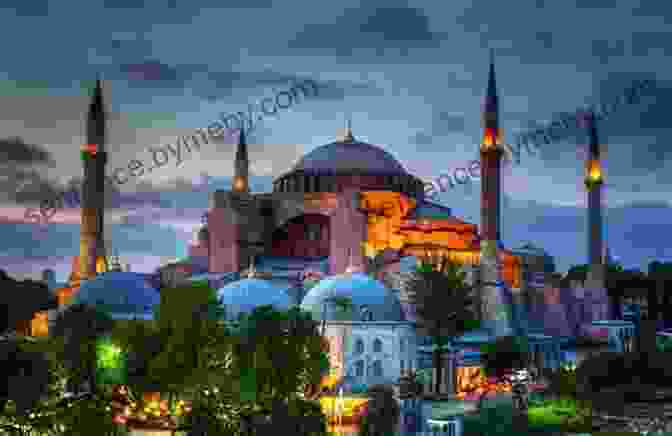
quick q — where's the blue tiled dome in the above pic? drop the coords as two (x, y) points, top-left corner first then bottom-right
(70, 272), (160, 320)
(300, 272), (405, 322)
(292, 139), (408, 175)
(217, 277), (293, 319)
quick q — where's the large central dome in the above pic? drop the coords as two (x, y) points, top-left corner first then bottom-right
(292, 136), (408, 175)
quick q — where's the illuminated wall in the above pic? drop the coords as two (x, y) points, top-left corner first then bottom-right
(358, 191), (521, 289)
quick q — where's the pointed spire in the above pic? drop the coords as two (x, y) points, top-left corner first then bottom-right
(86, 75), (106, 154)
(235, 126), (248, 162)
(247, 255), (257, 278)
(341, 116), (354, 142)
(586, 110), (600, 159)
(233, 126), (249, 193)
(481, 49), (501, 150)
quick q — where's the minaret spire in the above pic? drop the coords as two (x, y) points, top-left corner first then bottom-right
(479, 50), (512, 337)
(79, 76), (109, 280)
(247, 254), (257, 278)
(583, 110), (604, 267)
(233, 127), (249, 193)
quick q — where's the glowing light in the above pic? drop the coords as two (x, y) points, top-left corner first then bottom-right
(233, 177), (246, 191)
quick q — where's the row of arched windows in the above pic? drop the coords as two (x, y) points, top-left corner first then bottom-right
(353, 337), (382, 354)
(273, 174), (425, 197)
(353, 359), (383, 377)
(353, 337), (411, 354)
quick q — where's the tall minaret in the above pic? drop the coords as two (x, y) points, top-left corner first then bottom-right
(233, 127), (249, 193)
(80, 78), (108, 280)
(479, 50), (513, 337)
(583, 111), (606, 288)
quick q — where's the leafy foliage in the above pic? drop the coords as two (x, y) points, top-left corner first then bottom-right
(407, 257), (478, 394)
(0, 269), (57, 335)
(233, 305), (329, 407)
(480, 335), (530, 378)
(50, 303), (116, 393)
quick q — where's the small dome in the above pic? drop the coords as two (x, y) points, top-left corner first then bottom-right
(300, 272), (405, 322)
(291, 139), (408, 175)
(70, 272), (160, 320)
(217, 277), (293, 319)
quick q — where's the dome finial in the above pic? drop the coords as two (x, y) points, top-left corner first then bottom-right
(341, 116), (354, 142)
(248, 255), (257, 278)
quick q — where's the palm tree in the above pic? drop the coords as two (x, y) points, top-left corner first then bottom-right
(406, 256), (478, 396)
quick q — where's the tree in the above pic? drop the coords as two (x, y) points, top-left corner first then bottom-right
(0, 270), (57, 335)
(648, 261), (672, 322)
(232, 306), (328, 407)
(478, 335), (530, 410)
(50, 304), (115, 395)
(407, 256), (478, 396)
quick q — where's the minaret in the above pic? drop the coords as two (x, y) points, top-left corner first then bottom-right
(479, 50), (513, 337)
(583, 111), (607, 308)
(80, 78), (108, 280)
(233, 127), (249, 193)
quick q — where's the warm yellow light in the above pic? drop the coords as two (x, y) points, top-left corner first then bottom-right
(586, 160), (603, 182)
(96, 256), (107, 274)
(234, 177), (246, 191)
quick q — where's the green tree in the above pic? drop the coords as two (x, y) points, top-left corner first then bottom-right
(407, 257), (478, 396)
(648, 261), (672, 321)
(478, 335), (530, 410)
(233, 305), (328, 407)
(50, 303), (115, 395)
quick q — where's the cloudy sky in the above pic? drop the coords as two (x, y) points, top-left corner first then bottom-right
(0, 0), (670, 282)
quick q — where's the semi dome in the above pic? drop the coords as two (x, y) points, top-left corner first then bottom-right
(300, 272), (405, 322)
(217, 277), (293, 319)
(292, 137), (408, 175)
(69, 272), (160, 320)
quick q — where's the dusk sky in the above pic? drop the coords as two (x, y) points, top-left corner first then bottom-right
(0, 0), (671, 282)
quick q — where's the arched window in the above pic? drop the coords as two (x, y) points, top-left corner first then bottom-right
(355, 360), (364, 377)
(355, 338), (364, 354)
(373, 338), (382, 353)
(372, 360), (383, 377)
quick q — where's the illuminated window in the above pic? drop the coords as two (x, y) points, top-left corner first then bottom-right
(373, 338), (382, 353)
(355, 338), (364, 354)
(355, 360), (364, 377)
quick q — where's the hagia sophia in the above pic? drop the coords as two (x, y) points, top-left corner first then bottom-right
(21, 55), (637, 398)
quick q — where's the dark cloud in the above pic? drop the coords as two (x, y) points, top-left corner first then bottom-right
(0, 137), (54, 166)
(631, 2), (672, 18)
(410, 131), (433, 146)
(573, 0), (618, 9)
(288, 2), (443, 60)
(624, 223), (672, 250)
(535, 31), (554, 49)
(0, 0), (49, 17)
(630, 31), (672, 57)
(527, 214), (584, 234)
(436, 112), (466, 134)
(590, 39), (627, 62)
